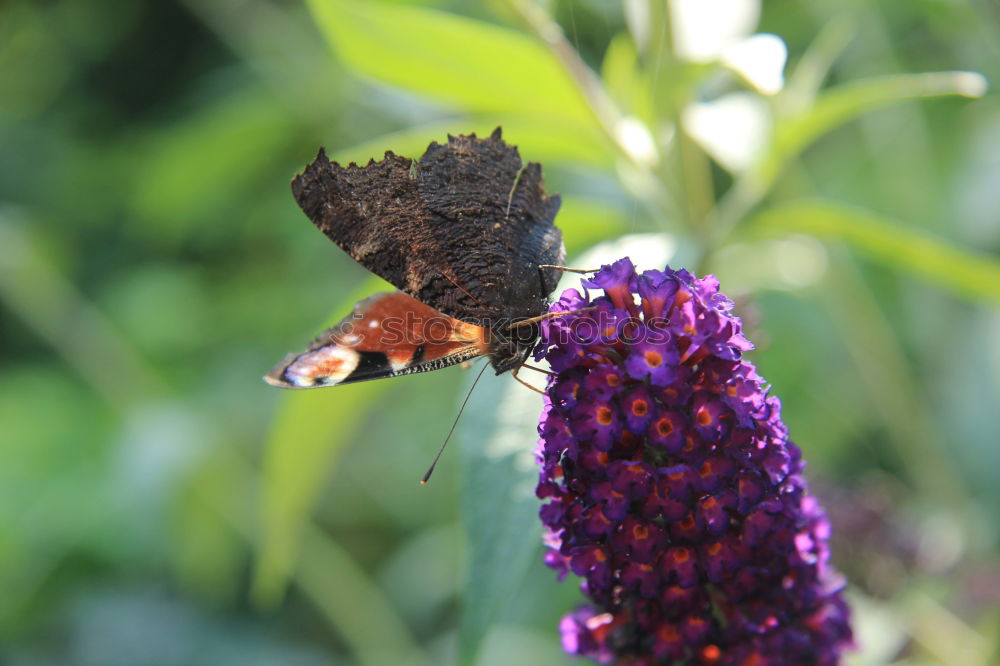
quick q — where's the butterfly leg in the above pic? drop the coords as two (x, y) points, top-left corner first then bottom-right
(519, 362), (556, 377)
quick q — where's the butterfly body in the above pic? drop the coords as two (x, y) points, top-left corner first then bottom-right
(266, 128), (564, 389)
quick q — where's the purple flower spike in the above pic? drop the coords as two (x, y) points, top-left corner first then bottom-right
(536, 257), (853, 665)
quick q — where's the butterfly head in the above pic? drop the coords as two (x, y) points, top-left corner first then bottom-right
(486, 318), (541, 375)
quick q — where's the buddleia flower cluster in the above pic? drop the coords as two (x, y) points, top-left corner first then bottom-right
(533, 258), (852, 665)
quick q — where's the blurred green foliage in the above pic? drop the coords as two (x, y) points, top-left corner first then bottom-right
(2, 1), (999, 664)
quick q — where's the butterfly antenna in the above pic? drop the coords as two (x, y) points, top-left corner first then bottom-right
(507, 306), (595, 329)
(538, 264), (599, 274)
(421, 361), (490, 485)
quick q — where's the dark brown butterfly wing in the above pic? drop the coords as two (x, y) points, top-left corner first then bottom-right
(290, 128), (565, 325)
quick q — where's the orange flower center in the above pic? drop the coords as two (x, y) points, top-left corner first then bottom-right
(696, 407), (713, 426)
(596, 407), (614, 425)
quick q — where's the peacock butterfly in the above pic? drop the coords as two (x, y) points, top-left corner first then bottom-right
(264, 128), (565, 389)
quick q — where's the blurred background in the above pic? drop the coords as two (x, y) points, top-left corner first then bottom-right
(2, 0), (999, 664)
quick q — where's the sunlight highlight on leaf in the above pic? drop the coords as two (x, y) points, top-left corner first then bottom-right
(723, 33), (787, 95)
(670, 0), (760, 62)
(683, 92), (770, 172)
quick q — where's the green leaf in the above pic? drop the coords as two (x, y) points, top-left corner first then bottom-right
(756, 71), (987, 190)
(457, 370), (544, 666)
(128, 88), (298, 245)
(252, 280), (391, 606)
(747, 199), (1000, 304)
(305, 0), (595, 128)
(296, 526), (430, 666)
(601, 32), (652, 125)
(557, 197), (630, 254)
(781, 16), (857, 113)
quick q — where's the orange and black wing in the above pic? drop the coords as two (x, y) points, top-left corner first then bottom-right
(264, 291), (490, 389)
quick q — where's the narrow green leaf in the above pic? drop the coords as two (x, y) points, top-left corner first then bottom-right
(253, 382), (387, 606)
(457, 370), (544, 666)
(748, 199), (1000, 304)
(253, 281), (391, 606)
(296, 526), (430, 666)
(207, 451), (430, 666)
(756, 71), (987, 190)
(305, 0), (595, 128)
(781, 16), (857, 113)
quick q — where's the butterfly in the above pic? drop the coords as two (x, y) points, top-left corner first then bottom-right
(264, 128), (566, 390)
